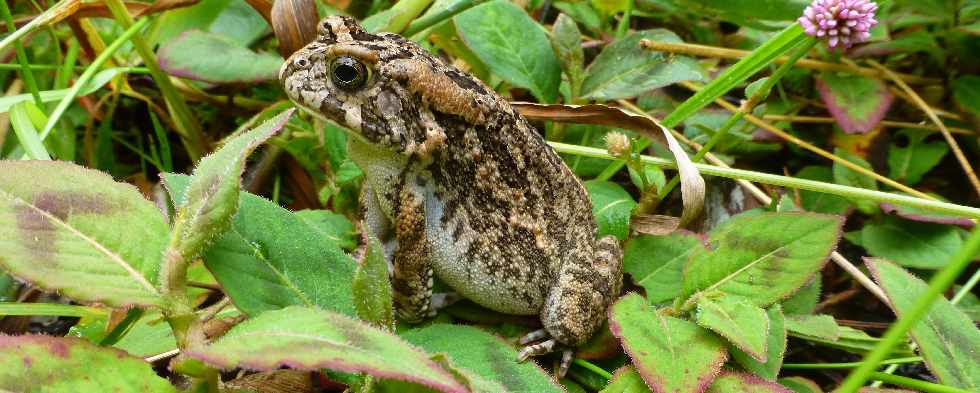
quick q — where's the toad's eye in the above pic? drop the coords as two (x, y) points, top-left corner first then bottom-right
(331, 56), (369, 90)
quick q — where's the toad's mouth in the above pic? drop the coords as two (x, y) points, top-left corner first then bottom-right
(288, 98), (373, 147)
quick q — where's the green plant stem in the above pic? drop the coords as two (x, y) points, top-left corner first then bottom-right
(403, 0), (490, 36)
(103, 0), (206, 160)
(950, 264), (980, 305)
(37, 18), (149, 141)
(866, 372), (972, 393)
(550, 141), (980, 219)
(656, 38), (817, 200)
(837, 228), (980, 392)
(0, 0), (69, 53)
(0, 302), (107, 318)
(782, 357), (922, 369)
(597, 24), (808, 180)
(0, 0), (43, 107)
(573, 359), (613, 379)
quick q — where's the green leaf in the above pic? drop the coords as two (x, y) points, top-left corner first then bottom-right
(584, 180), (636, 241)
(672, 0), (808, 25)
(623, 232), (705, 304)
(581, 30), (705, 101)
(158, 30), (284, 84)
(731, 305), (786, 381)
(832, 148), (878, 214)
(353, 234), (394, 331)
(169, 110), (292, 260)
(295, 210), (358, 251)
(163, 174), (357, 317)
(552, 2), (601, 32)
(400, 324), (563, 393)
(0, 335), (176, 392)
(778, 376), (823, 393)
(887, 129), (948, 185)
(696, 295), (770, 362)
(867, 258), (980, 390)
(550, 13), (585, 99)
(609, 293), (728, 393)
(0, 161), (168, 308)
(707, 371), (793, 393)
(795, 166), (850, 215)
(682, 212), (843, 307)
(860, 216), (963, 269)
(0, 68), (130, 113)
(600, 366), (650, 393)
(816, 73), (893, 134)
(152, 0), (268, 47)
(780, 276), (820, 315)
(953, 75), (980, 116)
(784, 314), (840, 341)
(8, 101), (51, 160)
(186, 306), (467, 393)
(455, 0), (561, 102)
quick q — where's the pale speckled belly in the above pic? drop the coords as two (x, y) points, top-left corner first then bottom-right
(421, 180), (546, 315)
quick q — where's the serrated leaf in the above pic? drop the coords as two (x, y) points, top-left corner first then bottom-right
(158, 30), (284, 84)
(455, 0), (560, 102)
(887, 129), (948, 185)
(610, 293), (727, 393)
(353, 234), (394, 331)
(600, 365), (651, 393)
(696, 295), (770, 362)
(682, 212), (843, 307)
(860, 216), (963, 269)
(731, 305), (786, 380)
(707, 371), (792, 393)
(186, 306), (467, 393)
(585, 180), (637, 241)
(0, 161), (167, 308)
(581, 30), (705, 101)
(163, 174), (356, 317)
(816, 73), (893, 134)
(0, 335), (176, 392)
(832, 148), (878, 214)
(400, 324), (563, 393)
(170, 110), (292, 260)
(624, 232), (705, 304)
(952, 75), (980, 116)
(867, 258), (980, 390)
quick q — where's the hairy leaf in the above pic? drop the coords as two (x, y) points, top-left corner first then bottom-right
(816, 73), (893, 134)
(778, 376), (823, 393)
(696, 295), (770, 362)
(731, 305), (786, 380)
(624, 232), (705, 304)
(0, 161), (167, 308)
(353, 234), (394, 330)
(707, 372), (792, 393)
(600, 366), (650, 393)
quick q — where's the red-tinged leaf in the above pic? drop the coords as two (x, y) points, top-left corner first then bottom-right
(707, 372), (791, 393)
(186, 306), (467, 393)
(816, 72), (893, 134)
(610, 293), (727, 393)
(880, 203), (975, 229)
(695, 295), (770, 362)
(602, 365), (652, 393)
(0, 335), (176, 392)
(778, 376), (823, 393)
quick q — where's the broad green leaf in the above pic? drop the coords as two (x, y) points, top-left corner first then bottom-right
(169, 110), (292, 260)
(0, 335), (176, 392)
(610, 293), (727, 393)
(158, 30), (284, 84)
(953, 75), (980, 116)
(600, 366), (651, 393)
(151, 0), (268, 46)
(550, 13), (585, 99)
(731, 305), (786, 381)
(867, 258), (980, 390)
(671, 0), (808, 26)
(860, 216), (963, 269)
(455, 0), (561, 102)
(887, 129), (948, 185)
(816, 73), (893, 134)
(400, 324), (563, 393)
(707, 372), (792, 393)
(9, 102), (51, 160)
(353, 234), (394, 331)
(696, 295), (770, 362)
(784, 314), (840, 341)
(585, 180), (637, 241)
(68, 309), (177, 358)
(624, 232), (705, 304)
(0, 68), (129, 113)
(186, 306), (467, 393)
(295, 210), (358, 251)
(581, 30), (705, 101)
(832, 148), (878, 214)
(682, 212), (843, 307)
(778, 377), (823, 393)
(552, 1), (602, 32)
(163, 174), (357, 317)
(780, 276), (820, 315)
(0, 161), (168, 308)
(795, 166), (850, 215)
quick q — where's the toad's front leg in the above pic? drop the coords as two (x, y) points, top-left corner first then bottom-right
(520, 235), (623, 377)
(390, 172), (435, 323)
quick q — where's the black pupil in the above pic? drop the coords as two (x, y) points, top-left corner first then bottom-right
(335, 64), (359, 84)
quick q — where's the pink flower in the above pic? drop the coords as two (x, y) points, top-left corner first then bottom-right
(798, 0), (878, 49)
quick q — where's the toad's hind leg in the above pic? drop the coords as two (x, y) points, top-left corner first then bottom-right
(518, 236), (622, 376)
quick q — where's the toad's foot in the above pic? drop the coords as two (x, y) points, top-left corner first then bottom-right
(516, 329), (575, 378)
